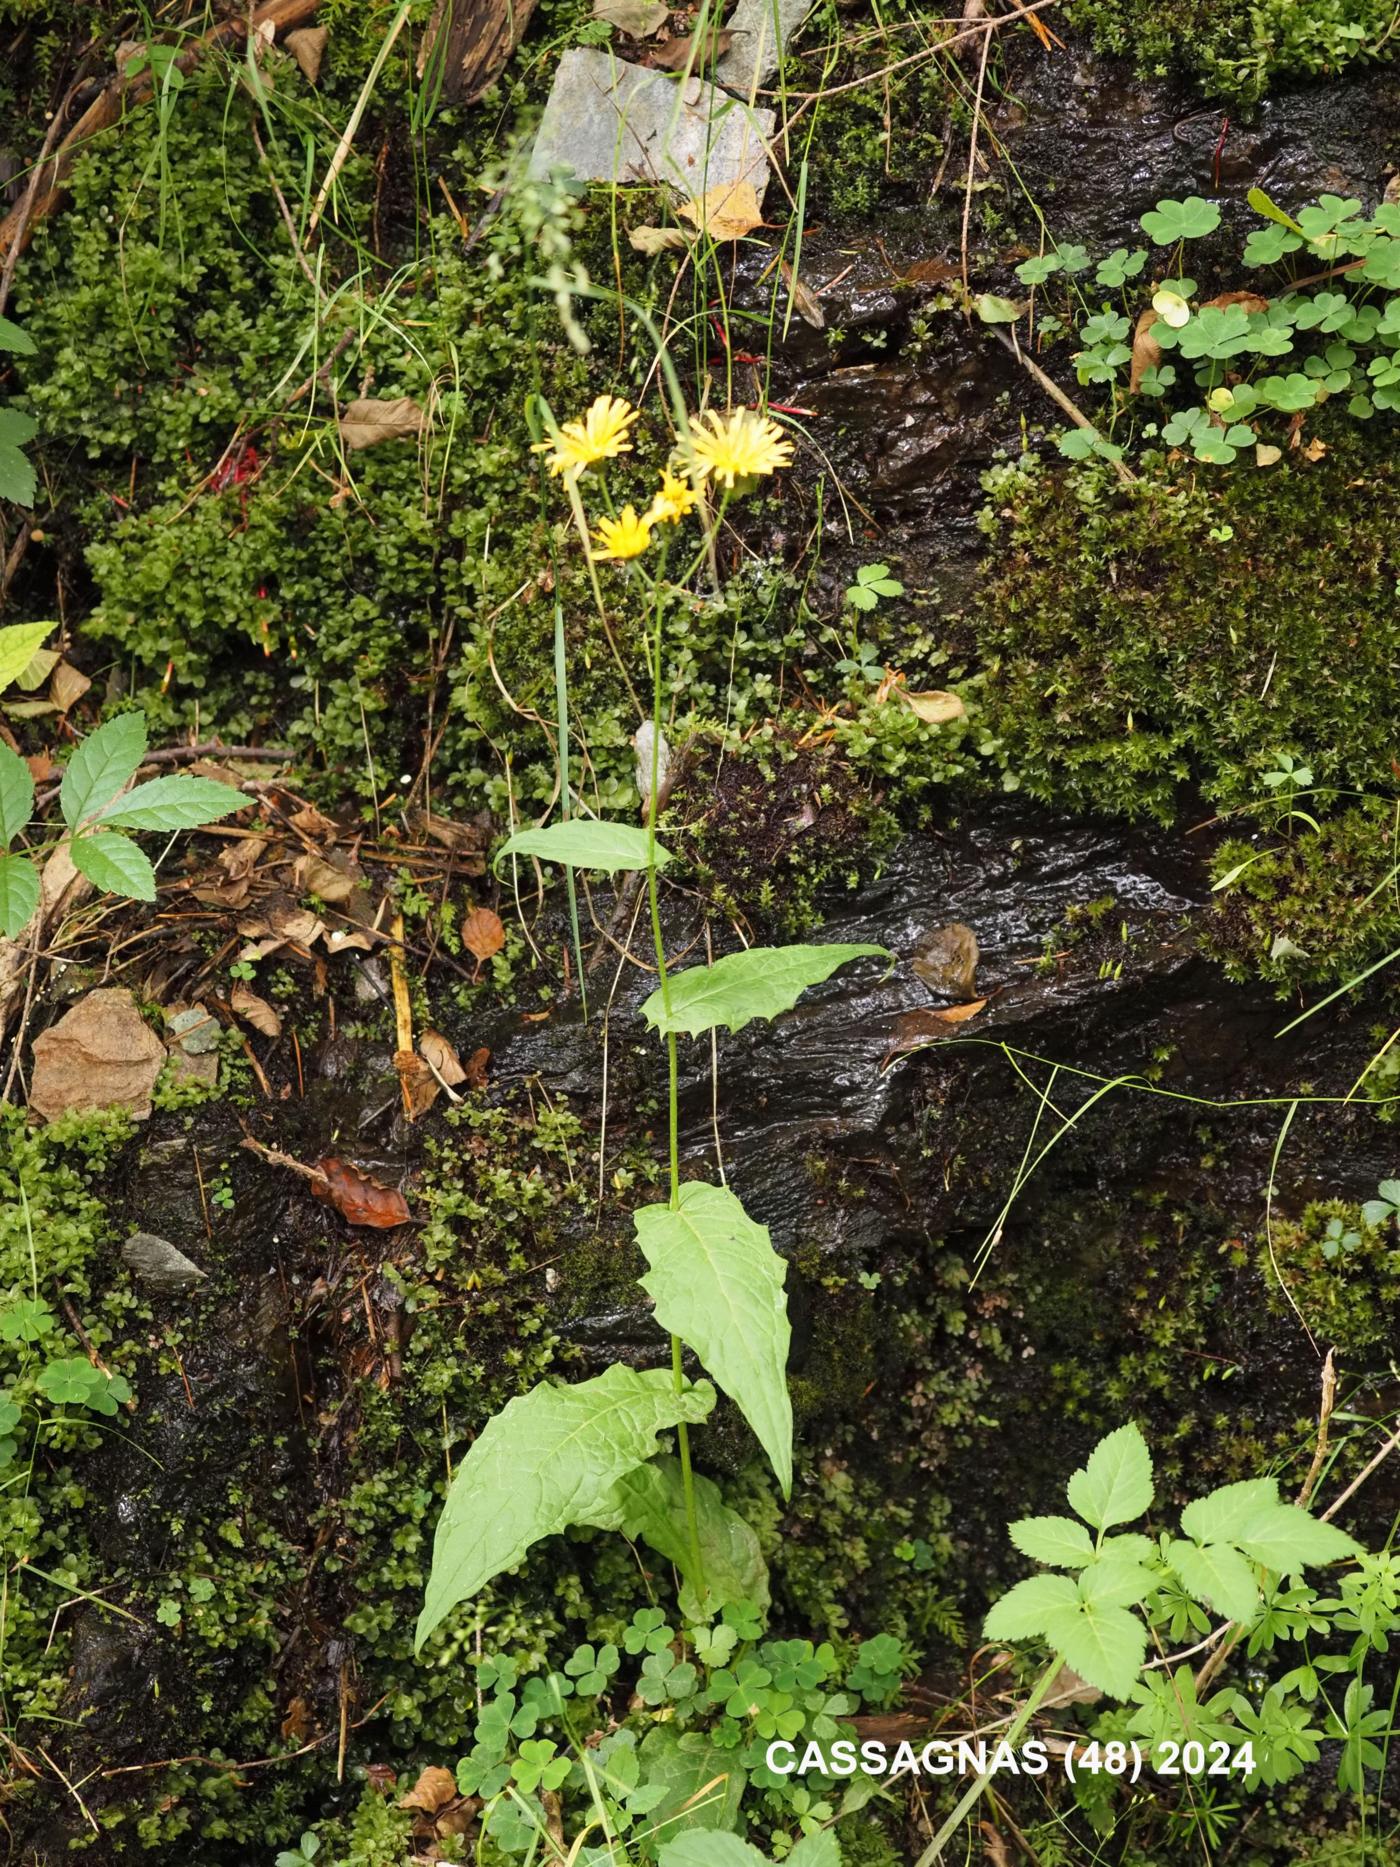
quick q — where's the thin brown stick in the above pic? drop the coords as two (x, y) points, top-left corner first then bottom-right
(760, 0), (1062, 100)
(239, 1135), (329, 1188)
(960, 22), (992, 295)
(249, 118), (321, 297)
(1295, 1348), (1337, 1509)
(990, 327), (1138, 487)
(0, 81), (79, 312)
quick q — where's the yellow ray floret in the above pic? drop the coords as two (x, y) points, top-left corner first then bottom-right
(646, 468), (698, 525)
(540, 395), (639, 481)
(686, 406), (793, 488)
(589, 505), (654, 561)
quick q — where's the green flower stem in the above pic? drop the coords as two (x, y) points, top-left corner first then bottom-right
(912, 1659), (1060, 1867)
(641, 534), (707, 1601)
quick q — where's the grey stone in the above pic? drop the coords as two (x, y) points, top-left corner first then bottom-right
(122, 1232), (208, 1294)
(715, 0), (811, 95)
(529, 48), (775, 199)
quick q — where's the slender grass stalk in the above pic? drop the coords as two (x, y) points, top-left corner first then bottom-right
(553, 600), (588, 1021)
(911, 1660), (1060, 1867)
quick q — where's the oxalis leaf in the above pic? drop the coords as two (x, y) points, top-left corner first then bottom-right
(641, 943), (889, 1038)
(0, 853), (40, 939)
(635, 1183), (792, 1496)
(71, 832), (156, 901)
(416, 1366), (715, 1648)
(98, 774), (246, 832)
(495, 819), (671, 874)
(585, 1454), (770, 1619)
(61, 714), (148, 829)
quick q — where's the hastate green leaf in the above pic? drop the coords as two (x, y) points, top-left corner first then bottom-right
(635, 1183), (792, 1496)
(98, 774), (246, 832)
(1066, 1424), (1154, 1530)
(641, 943), (889, 1038)
(1168, 1538), (1262, 1625)
(0, 621), (54, 695)
(71, 832), (157, 902)
(1041, 1599), (1146, 1699)
(1180, 1477), (1279, 1546)
(60, 714), (148, 829)
(586, 1455), (770, 1620)
(1009, 1515), (1094, 1568)
(1233, 1505), (1363, 1574)
(983, 1572), (1078, 1641)
(495, 819), (671, 873)
(416, 1366), (715, 1648)
(0, 741), (34, 847)
(0, 853), (40, 938)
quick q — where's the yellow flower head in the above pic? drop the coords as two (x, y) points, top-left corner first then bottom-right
(646, 467), (698, 526)
(540, 394), (639, 481)
(589, 505), (654, 562)
(686, 406), (793, 489)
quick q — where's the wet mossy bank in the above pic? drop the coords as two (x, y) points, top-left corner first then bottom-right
(7, 812), (1400, 1861)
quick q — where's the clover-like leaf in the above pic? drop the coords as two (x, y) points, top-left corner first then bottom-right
(1140, 196), (1221, 245)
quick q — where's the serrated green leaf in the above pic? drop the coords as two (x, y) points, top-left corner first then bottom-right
(1008, 1515), (1094, 1568)
(585, 1455), (770, 1619)
(0, 742), (34, 848)
(495, 819), (670, 873)
(98, 774), (246, 832)
(60, 714), (148, 828)
(0, 853), (40, 937)
(983, 1572), (1078, 1641)
(635, 1183), (791, 1495)
(0, 621), (54, 695)
(789, 1829), (841, 1867)
(1078, 1559), (1156, 1609)
(416, 1367), (715, 1648)
(643, 1728), (746, 1843)
(0, 315), (35, 355)
(1066, 1424), (1154, 1530)
(1180, 1477), (1279, 1545)
(641, 943), (889, 1038)
(1233, 1505), (1362, 1573)
(1168, 1538), (1261, 1624)
(71, 831), (157, 901)
(1041, 1600), (1146, 1699)
(1100, 1533), (1156, 1565)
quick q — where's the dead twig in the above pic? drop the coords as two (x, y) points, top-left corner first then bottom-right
(988, 327), (1138, 487)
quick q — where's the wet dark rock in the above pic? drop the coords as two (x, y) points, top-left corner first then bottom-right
(121, 1231), (207, 1292)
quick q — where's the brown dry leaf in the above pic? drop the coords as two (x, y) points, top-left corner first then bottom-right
(313, 1158), (412, 1229)
(285, 24), (328, 81)
(220, 835), (269, 882)
(49, 660), (92, 712)
(399, 1766), (460, 1816)
(395, 1048), (440, 1119)
(15, 647), (59, 692)
(1201, 289), (1269, 316)
(420, 1029), (468, 1086)
(288, 803), (338, 840)
(416, 814), (488, 868)
(464, 1045), (491, 1089)
(899, 689), (965, 725)
(678, 177), (760, 242)
(295, 850), (363, 904)
(1302, 435), (1328, 461)
(30, 988), (167, 1123)
(231, 983), (283, 1039)
(650, 23), (732, 66)
(902, 256), (958, 287)
(463, 905), (506, 965)
(926, 997), (986, 1023)
(340, 397), (425, 450)
(280, 1696), (313, 1743)
(1129, 307), (1162, 395)
(1255, 442), (1282, 467)
(271, 904), (327, 945)
(593, 0), (670, 34)
(1044, 1662), (1102, 1707)
(629, 224), (691, 255)
(25, 750), (57, 782)
(779, 257), (825, 330)
(979, 1824), (1012, 1867)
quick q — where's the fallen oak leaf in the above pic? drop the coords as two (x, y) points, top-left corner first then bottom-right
(593, 0), (670, 35)
(463, 904), (505, 969)
(678, 177), (761, 242)
(650, 22), (733, 66)
(231, 983), (283, 1038)
(312, 1157), (411, 1229)
(629, 223), (691, 255)
(898, 689), (966, 724)
(339, 396), (425, 450)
